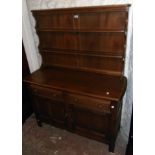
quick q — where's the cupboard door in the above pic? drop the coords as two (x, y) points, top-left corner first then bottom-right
(33, 94), (66, 127)
(33, 95), (51, 119)
(50, 101), (66, 127)
(73, 106), (109, 141)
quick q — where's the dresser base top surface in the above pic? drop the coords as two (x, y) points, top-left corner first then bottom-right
(24, 67), (126, 101)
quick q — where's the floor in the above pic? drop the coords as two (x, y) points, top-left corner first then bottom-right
(22, 114), (127, 155)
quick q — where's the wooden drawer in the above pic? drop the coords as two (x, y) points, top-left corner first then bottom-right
(29, 85), (63, 101)
(67, 94), (110, 113)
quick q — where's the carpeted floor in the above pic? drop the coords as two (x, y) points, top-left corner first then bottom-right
(22, 114), (127, 155)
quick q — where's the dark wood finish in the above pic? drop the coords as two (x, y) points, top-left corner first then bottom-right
(24, 5), (129, 152)
(25, 67), (127, 101)
(34, 4), (128, 76)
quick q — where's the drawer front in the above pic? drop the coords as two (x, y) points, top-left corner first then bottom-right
(67, 94), (110, 113)
(29, 85), (63, 101)
(74, 106), (109, 134)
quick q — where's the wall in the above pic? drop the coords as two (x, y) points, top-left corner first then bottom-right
(23, 0), (133, 142)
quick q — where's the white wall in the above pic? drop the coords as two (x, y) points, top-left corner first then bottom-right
(22, 0), (41, 73)
(23, 0), (133, 142)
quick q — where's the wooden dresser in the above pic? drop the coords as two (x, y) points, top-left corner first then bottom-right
(24, 5), (130, 152)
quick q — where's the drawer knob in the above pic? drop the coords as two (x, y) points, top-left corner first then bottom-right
(73, 14), (79, 19)
(106, 91), (110, 95)
(111, 105), (115, 109)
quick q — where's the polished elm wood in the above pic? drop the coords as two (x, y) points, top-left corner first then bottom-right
(35, 11), (127, 30)
(33, 5), (129, 31)
(34, 4), (128, 76)
(41, 52), (124, 76)
(24, 67), (127, 101)
(39, 32), (125, 54)
(24, 5), (129, 152)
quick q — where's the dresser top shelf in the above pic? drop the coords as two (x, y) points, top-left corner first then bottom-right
(24, 67), (127, 102)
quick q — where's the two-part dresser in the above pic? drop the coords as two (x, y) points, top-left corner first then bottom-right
(24, 4), (130, 152)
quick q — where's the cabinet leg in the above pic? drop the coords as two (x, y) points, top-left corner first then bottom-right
(37, 119), (42, 127)
(109, 140), (115, 152)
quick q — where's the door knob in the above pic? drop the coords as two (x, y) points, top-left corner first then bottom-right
(111, 105), (115, 109)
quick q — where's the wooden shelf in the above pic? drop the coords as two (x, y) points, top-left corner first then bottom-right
(37, 28), (125, 33)
(45, 64), (123, 77)
(26, 5), (130, 153)
(40, 49), (123, 59)
(32, 4), (130, 14)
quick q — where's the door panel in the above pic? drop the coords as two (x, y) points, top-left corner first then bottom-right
(34, 95), (51, 118)
(33, 94), (65, 125)
(74, 106), (109, 134)
(51, 101), (66, 123)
